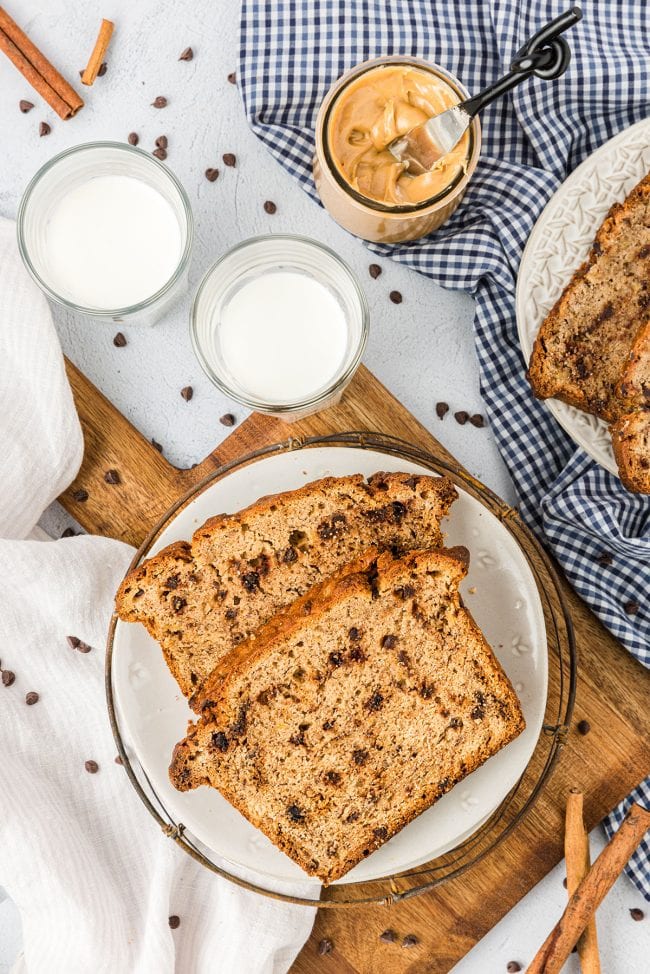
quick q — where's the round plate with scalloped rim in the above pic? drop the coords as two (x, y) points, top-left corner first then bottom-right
(516, 117), (650, 476)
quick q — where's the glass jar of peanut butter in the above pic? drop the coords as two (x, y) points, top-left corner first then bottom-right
(314, 57), (481, 244)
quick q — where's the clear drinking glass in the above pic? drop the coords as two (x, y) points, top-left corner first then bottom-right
(190, 234), (369, 421)
(17, 142), (193, 326)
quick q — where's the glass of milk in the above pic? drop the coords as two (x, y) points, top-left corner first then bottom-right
(17, 142), (193, 326)
(191, 235), (369, 421)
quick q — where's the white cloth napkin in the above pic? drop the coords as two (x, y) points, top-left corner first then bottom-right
(0, 217), (315, 973)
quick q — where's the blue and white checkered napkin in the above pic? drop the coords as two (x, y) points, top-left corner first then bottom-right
(238, 0), (650, 895)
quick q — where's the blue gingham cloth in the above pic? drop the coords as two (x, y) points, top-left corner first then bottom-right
(238, 0), (650, 896)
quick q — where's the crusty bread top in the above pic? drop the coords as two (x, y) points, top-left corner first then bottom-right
(528, 171), (650, 421)
(170, 546), (525, 885)
(115, 471), (457, 709)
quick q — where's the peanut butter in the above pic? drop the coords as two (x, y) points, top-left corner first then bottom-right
(327, 65), (470, 206)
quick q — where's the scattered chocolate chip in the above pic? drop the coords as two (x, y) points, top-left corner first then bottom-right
(180, 385), (193, 401)
(114, 754), (123, 765)
(379, 929), (397, 943)
(369, 263), (382, 279)
(72, 488), (89, 502)
(469, 413), (485, 428)
(127, 132), (139, 146)
(317, 939), (333, 956)
(77, 641), (92, 654)
(454, 410), (469, 425)
(61, 527), (76, 538)
(168, 915), (180, 929)
(212, 731), (229, 752)
(220, 413), (236, 427)
(328, 652), (344, 667)
(577, 719), (591, 736)
(263, 200), (277, 214)
(113, 331), (127, 347)
(67, 635), (81, 650)
(153, 147), (167, 160)
(25, 691), (39, 705)
(506, 964), (522, 973)
(2, 670), (15, 687)
(389, 290), (402, 304)
(595, 551), (613, 566)
(39, 121), (51, 137)
(152, 96), (168, 108)
(348, 626), (361, 641)
(435, 401), (449, 420)
(98, 62), (108, 77)
(151, 439), (163, 453)
(287, 804), (304, 822)
(227, 71), (236, 84)
(352, 748), (367, 765)
(630, 907), (645, 921)
(381, 634), (397, 649)
(19, 99), (34, 113)
(624, 600), (639, 616)
(402, 934), (418, 948)
(205, 167), (219, 182)
(155, 135), (168, 149)
(104, 469), (120, 485)
(85, 760), (99, 774)
(222, 152), (236, 167)
(179, 47), (194, 61)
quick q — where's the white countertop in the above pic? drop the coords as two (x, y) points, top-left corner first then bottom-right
(0, 1), (646, 970)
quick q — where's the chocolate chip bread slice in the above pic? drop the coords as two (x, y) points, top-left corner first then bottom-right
(169, 546), (525, 885)
(115, 472), (457, 709)
(528, 172), (650, 421)
(611, 320), (650, 493)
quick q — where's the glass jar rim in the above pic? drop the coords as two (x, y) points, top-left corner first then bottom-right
(189, 233), (369, 413)
(16, 140), (194, 318)
(319, 56), (478, 215)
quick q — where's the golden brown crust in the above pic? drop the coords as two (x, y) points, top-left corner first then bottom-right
(610, 410), (650, 494)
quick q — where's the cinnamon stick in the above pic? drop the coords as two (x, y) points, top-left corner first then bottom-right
(565, 790), (601, 973)
(528, 803), (650, 974)
(0, 6), (83, 118)
(81, 19), (114, 87)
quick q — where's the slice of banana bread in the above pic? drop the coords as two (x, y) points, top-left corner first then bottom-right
(169, 546), (525, 885)
(115, 472), (457, 709)
(528, 172), (650, 421)
(610, 320), (650, 493)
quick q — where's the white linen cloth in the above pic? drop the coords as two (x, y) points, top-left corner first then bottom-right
(0, 217), (315, 973)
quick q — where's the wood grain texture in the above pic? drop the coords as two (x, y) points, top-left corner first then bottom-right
(61, 357), (650, 973)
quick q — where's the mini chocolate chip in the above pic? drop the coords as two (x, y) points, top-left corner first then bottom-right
(241, 572), (260, 592)
(287, 804), (304, 822)
(507, 964), (522, 973)
(318, 939), (333, 956)
(595, 551), (613, 566)
(25, 691), (39, 705)
(2, 670), (15, 687)
(220, 413), (236, 427)
(205, 167), (220, 182)
(369, 264), (382, 279)
(155, 135), (168, 149)
(212, 731), (229, 752)
(61, 527), (76, 537)
(98, 62), (108, 77)
(152, 96), (168, 108)
(222, 152), (236, 167)
(153, 147), (167, 160)
(113, 331), (127, 347)
(181, 386), (193, 401)
(348, 626), (361, 641)
(389, 290), (402, 304)
(39, 121), (51, 136)
(382, 634), (397, 649)
(67, 635), (81, 650)
(328, 652), (344, 667)
(179, 47), (193, 61)
(151, 439), (163, 453)
(435, 401), (449, 420)
(85, 760), (99, 773)
(128, 132), (139, 146)
(227, 71), (236, 84)
(352, 749), (368, 765)
(379, 929), (397, 943)
(624, 600), (639, 616)
(324, 770), (341, 785)
(402, 934), (418, 948)
(77, 641), (92, 654)
(322, 720), (334, 730)
(630, 907), (645, 921)
(168, 915), (180, 929)
(72, 488), (89, 502)
(469, 413), (485, 428)
(263, 200), (277, 214)
(577, 719), (591, 735)
(19, 100), (34, 113)
(104, 469), (120, 484)
(454, 411), (469, 425)
(365, 691), (384, 712)
(562, 877), (567, 888)
(114, 754), (123, 765)
(373, 826), (388, 840)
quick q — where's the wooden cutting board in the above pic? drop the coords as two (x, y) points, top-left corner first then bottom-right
(61, 357), (650, 973)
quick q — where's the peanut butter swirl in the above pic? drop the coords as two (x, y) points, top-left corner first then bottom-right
(327, 64), (470, 206)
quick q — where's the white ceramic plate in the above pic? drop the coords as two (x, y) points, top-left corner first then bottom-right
(112, 446), (548, 887)
(516, 117), (650, 477)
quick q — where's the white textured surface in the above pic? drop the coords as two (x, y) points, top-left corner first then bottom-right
(0, 0), (646, 970)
